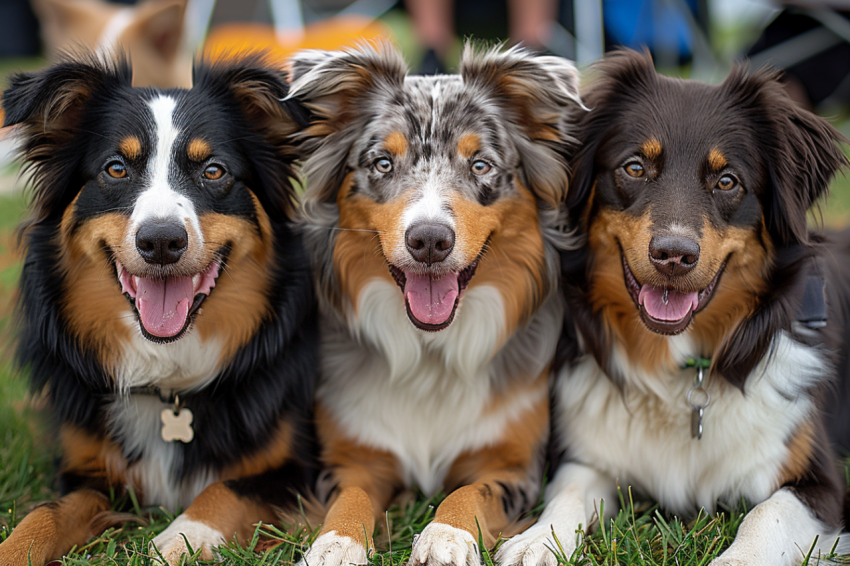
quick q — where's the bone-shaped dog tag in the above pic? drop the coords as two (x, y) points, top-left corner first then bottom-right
(161, 407), (194, 443)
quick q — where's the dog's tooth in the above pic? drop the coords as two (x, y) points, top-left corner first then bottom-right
(192, 274), (201, 290)
(133, 276), (140, 289)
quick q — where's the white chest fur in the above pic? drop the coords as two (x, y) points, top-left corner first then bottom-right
(106, 317), (224, 511)
(319, 279), (560, 494)
(107, 395), (216, 512)
(554, 332), (823, 515)
(115, 316), (224, 393)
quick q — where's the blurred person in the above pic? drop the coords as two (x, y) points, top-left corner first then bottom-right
(747, 1), (850, 111)
(405, 0), (558, 73)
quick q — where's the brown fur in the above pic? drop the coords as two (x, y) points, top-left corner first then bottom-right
(184, 482), (278, 541)
(708, 149), (727, 171)
(314, 404), (402, 547)
(333, 174), (407, 310)
(457, 133), (481, 159)
(384, 131), (408, 158)
(452, 185), (548, 333)
(588, 207), (772, 370)
(119, 136), (141, 160)
(187, 138), (211, 162)
(58, 204), (132, 369)
(0, 489), (110, 565)
(640, 138), (662, 160)
(775, 420), (817, 490)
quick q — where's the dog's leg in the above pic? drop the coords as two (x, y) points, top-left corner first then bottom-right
(0, 488), (110, 566)
(495, 463), (617, 566)
(151, 481), (277, 565)
(709, 488), (847, 566)
(297, 445), (400, 566)
(409, 395), (551, 566)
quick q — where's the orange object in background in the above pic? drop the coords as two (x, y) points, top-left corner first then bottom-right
(203, 16), (392, 63)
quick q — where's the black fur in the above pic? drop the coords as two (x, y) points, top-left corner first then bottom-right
(4, 53), (319, 510)
(556, 49), (850, 530)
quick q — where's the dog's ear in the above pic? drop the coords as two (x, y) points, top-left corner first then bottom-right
(3, 54), (131, 131)
(460, 44), (584, 208)
(129, 0), (187, 63)
(287, 44), (408, 205)
(566, 49), (656, 227)
(3, 54), (132, 221)
(723, 66), (849, 247)
(194, 55), (306, 220)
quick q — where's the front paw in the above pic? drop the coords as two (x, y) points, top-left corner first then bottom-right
(297, 531), (369, 566)
(151, 515), (225, 565)
(496, 523), (574, 566)
(408, 523), (479, 566)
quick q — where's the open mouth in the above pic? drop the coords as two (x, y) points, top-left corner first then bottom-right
(115, 254), (225, 343)
(389, 261), (479, 332)
(622, 253), (725, 335)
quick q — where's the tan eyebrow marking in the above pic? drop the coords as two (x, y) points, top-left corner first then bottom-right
(708, 148), (727, 171)
(640, 138), (662, 160)
(457, 133), (481, 159)
(383, 131), (408, 158)
(187, 138), (212, 162)
(118, 136), (141, 160)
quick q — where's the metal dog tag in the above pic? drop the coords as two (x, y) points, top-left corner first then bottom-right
(161, 406), (194, 443)
(691, 406), (704, 440)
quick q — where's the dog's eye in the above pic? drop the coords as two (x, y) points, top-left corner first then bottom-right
(471, 160), (491, 176)
(204, 164), (224, 180)
(374, 158), (393, 174)
(106, 161), (127, 179)
(716, 175), (737, 191)
(624, 162), (644, 178)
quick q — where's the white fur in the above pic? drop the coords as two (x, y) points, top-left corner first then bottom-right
(552, 331), (822, 515)
(496, 464), (616, 566)
(115, 315), (224, 392)
(409, 523), (479, 566)
(297, 531), (369, 566)
(709, 489), (848, 566)
(401, 175), (455, 233)
(513, 331), (840, 566)
(319, 279), (555, 494)
(130, 96), (202, 242)
(108, 394), (217, 512)
(152, 514), (225, 566)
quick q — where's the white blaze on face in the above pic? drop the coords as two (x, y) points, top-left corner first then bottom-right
(130, 95), (201, 239)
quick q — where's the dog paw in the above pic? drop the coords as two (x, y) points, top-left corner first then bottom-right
(496, 523), (572, 566)
(408, 523), (479, 566)
(297, 531), (369, 566)
(151, 515), (225, 565)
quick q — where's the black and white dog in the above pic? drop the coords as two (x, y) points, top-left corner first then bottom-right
(0, 53), (318, 566)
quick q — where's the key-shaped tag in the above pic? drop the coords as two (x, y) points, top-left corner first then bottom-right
(161, 407), (194, 443)
(691, 406), (704, 440)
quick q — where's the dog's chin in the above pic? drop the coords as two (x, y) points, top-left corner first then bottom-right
(621, 254), (725, 336)
(389, 260), (479, 332)
(115, 256), (225, 344)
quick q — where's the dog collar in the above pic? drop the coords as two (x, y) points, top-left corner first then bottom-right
(124, 387), (194, 444)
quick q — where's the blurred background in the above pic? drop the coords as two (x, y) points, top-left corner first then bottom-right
(0, 0), (849, 542)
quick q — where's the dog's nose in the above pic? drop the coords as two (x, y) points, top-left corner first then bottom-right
(405, 223), (455, 265)
(135, 222), (188, 265)
(649, 235), (699, 277)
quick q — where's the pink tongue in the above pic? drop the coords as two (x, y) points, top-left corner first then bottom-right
(639, 285), (699, 322)
(404, 272), (459, 326)
(135, 276), (194, 337)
